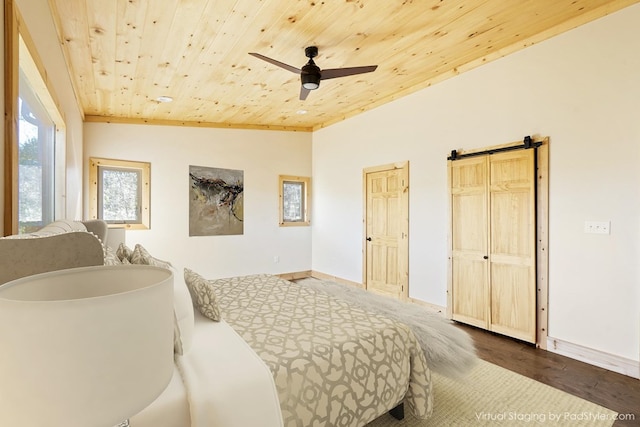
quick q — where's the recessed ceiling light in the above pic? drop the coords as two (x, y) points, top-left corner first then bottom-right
(296, 109), (308, 115)
(156, 96), (173, 103)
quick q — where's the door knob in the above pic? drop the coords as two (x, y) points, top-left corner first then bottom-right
(483, 255), (489, 259)
(366, 237), (372, 241)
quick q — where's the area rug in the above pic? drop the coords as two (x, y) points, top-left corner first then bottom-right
(366, 359), (617, 426)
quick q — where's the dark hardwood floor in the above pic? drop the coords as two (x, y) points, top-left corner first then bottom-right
(455, 323), (640, 426)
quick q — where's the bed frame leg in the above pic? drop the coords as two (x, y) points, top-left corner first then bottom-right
(389, 402), (404, 420)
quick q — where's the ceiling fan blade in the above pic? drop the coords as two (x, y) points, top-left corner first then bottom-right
(248, 53), (301, 74)
(299, 86), (311, 101)
(321, 65), (378, 80)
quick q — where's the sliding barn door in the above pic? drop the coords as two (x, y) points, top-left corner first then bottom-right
(450, 156), (490, 329)
(449, 149), (536, 343)
(488, 150), (536, 342)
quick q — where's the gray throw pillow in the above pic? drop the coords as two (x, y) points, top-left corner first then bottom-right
(184, 268), (221, 322)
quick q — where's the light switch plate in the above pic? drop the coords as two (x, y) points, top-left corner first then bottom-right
(584, 221), (610, 234)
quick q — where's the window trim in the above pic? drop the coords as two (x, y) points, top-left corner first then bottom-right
(89, 157), (151, 230)
(279, 175), (310, 227)
(5, 0), (20, 235)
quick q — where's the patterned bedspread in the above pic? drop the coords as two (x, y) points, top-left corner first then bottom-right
(210, 274), (433, 427)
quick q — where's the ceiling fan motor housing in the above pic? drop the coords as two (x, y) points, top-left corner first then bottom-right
(301, 61), (321, 89)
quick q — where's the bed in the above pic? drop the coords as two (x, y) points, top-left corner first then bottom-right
(0, 220), (434, 427)
(207, 273), (432, 426)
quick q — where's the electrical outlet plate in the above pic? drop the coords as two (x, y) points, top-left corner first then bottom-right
(584, 221), (610, 234)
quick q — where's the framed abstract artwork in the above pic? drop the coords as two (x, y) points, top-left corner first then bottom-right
(189, 165), (244, 236)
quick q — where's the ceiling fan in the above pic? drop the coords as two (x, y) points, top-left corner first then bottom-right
(249, 46), (378, 100)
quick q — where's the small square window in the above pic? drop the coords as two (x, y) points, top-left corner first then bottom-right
(89, 158), (150, 229)
(279, 175), (310, 226)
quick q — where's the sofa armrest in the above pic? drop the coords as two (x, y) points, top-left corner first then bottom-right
(82, 219), (109, 243)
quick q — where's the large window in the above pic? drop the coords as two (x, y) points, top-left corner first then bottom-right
(4, 1), (66, 235)
(279, 175), (310, 226)
(18, 70), (56, 233)
(89, 158), (151, 230)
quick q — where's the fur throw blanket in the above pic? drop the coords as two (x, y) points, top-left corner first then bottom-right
(297, 278), (477, 379)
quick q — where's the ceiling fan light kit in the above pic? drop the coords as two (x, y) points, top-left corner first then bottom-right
(302, 81), (320, 90)
(249, 46), (377, 100)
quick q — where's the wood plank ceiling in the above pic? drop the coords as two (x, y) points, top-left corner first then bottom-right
(47, 0), (638, 132)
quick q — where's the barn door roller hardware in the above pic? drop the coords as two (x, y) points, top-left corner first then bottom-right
(447, 136), (542, 161)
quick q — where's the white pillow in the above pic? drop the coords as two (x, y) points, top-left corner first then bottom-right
(171, 265), (195, 355)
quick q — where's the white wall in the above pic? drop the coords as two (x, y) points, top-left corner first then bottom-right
(84, 123), (312, 279)
(312, 5), (640, 364)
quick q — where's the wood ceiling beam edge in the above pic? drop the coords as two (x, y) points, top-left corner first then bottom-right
(83, 115), (312, 133)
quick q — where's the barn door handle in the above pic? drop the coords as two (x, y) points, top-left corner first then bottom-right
(366, 237), (372, 241)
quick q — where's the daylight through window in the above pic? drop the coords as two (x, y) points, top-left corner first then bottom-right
(99, 167), (142, 222)
(283, 181), (304, 222)
(279, 175), (310, 226)
(90, 158), (150, 229)
(17, 56), (55, 233)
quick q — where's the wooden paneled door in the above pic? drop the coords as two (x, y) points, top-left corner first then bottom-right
(449, 149), (537, 343)
(488, 150), (536, 342)
(449, 156), (490, 329)
(363, 162), (409, 300)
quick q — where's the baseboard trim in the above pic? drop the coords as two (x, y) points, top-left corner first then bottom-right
(310, 270), (365, 288)
(547, 336), (640, 379)
(277, 270), (312, 281)
(408, 297), (446, 315)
